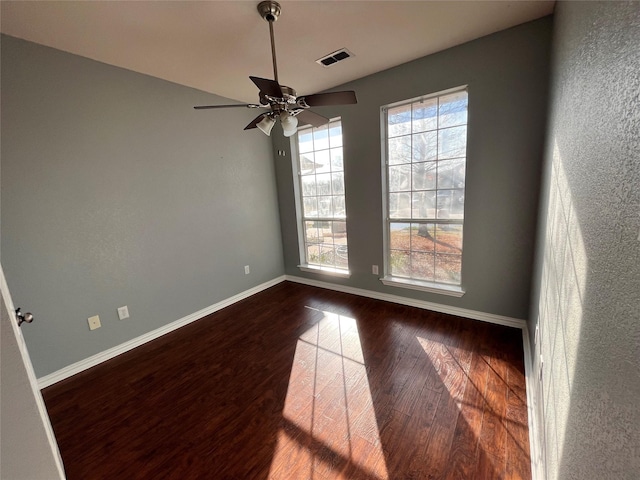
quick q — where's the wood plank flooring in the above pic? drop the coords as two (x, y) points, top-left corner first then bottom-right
(42, 281), (530, 479)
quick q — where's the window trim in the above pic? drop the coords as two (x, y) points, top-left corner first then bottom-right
(380, 276), (464, 297)
(292, 118), (351, 277)
(298, 264), (351, 278)
(380, 86), (468, 296)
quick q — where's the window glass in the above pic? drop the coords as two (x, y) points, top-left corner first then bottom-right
(296, 119), (348, 271)
(384, 89), (468, 286)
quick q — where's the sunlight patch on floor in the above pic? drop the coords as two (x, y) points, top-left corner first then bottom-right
(415, 336), (467, 400)
(415, 334), (496, 469)
(268, 309), (388, 479)
(416, 330), (531, 475)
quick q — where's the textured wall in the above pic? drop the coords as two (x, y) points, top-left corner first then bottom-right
(529, 2), (640, 479)
(272, 18), (552, 320)
(1, 35), (284, 377)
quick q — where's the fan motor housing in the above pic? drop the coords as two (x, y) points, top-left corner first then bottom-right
(280, 85), (297, 101)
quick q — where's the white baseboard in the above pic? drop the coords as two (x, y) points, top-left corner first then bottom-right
(522, 327), (544, 480)
(284, 275), (527, 329)
(37, 276), (286, 389)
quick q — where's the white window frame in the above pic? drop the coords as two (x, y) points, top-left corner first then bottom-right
(380, 86), (468, 297)
(292, 118), (350, 278)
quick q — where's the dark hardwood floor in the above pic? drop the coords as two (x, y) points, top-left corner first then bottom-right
(43, 281), (530, 480)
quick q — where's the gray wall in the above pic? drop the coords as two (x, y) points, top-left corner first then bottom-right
(1, 35), (284, 378)
(273, 17), (552, 320)
(529, 2), (640, 479)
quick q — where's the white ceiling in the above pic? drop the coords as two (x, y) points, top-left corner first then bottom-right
(0, 1), (554, 103)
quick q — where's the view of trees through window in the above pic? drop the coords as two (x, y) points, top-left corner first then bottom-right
(297, 119), (348, 271)
(384, 89), (468, 285)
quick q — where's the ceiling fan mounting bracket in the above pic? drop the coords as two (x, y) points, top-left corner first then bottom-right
(257, 1), (281, 23)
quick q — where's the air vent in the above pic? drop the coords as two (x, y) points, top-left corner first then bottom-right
(316, 48), (354, 67)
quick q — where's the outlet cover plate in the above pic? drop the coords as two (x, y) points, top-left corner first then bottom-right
(88, 315), (101, 330)
(117, 306), (130, 320)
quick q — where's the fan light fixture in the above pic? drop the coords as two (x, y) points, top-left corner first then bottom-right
(280, 112), (299, 137)
(257, 115), (276, 135)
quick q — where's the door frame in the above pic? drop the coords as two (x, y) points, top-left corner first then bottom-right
(0, 263), (66, 478)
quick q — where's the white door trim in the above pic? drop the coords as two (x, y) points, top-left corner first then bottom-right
(0, 263), (66, 478)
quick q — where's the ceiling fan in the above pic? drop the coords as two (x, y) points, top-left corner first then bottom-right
(194, 1), (357, 137)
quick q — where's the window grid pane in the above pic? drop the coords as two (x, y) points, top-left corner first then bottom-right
(385, 89), (467, 286)
(298, 119), (348, 270)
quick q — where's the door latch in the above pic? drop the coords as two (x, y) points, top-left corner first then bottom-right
(15, 308), (34, 327)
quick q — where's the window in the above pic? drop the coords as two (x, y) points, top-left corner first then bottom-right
(295, 119), (349, 276)
(382, 88), (468, 295)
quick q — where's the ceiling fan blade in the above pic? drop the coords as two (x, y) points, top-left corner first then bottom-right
(244, 113), (268, 130)
(296, 110), (330, 128)
(194, 104), (262, 110)
(298, 91), (357, 107)
(249, 76), (283, 98)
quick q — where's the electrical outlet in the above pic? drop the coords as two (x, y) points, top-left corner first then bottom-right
(244, 265), (250, 275)
(88, 315), (101, 331)
(372, 265), (379, 275)
(117, 306), (130, 320)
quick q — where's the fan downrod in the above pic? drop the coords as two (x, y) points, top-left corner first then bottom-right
(257, 1), (281, 22)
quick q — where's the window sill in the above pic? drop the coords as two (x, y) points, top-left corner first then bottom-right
(380, 276), (465, 297)
(298, 264), (351, 278)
